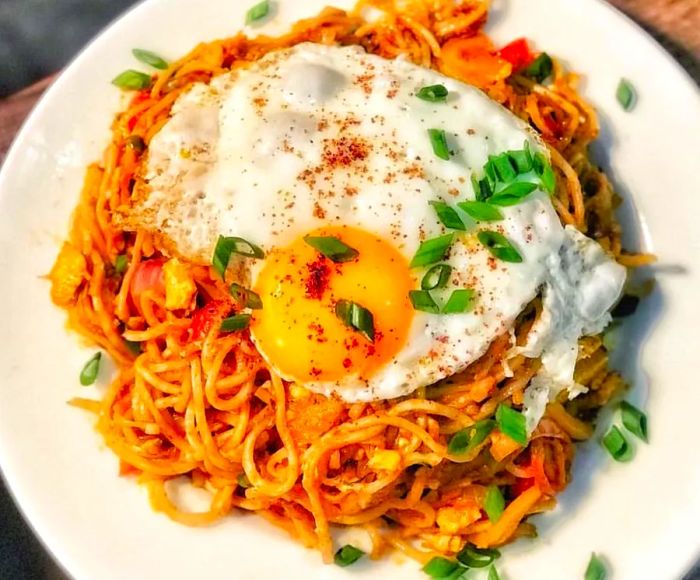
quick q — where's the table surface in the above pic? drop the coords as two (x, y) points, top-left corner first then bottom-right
(0, 1), (698, 579)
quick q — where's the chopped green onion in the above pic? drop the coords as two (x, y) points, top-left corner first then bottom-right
(421, 264), (452, 290)
(456, 545), (500, 568)
(229, 283), (263, 309)
(522, 52), (553, 83)
(585, 553), (607, 580)
(237, 473), (251, 488)
(409, 290), (440, 314)
(334, 545), (365, 567)
(495, 404), (528, 446)
(477, 231), (523, 263)
(488, 181), (538, 206)
(246, 0), (270, 23)
(212, 235), (265, 277)
(428, 128), (451, 160)
(125, 340), (142, 355)
(447, 419), (495, 456)
(611, 294), (639, 318)
(111, 70), (152, 90)
(410, 234), (454, 268)
(483, 485), (505, 522)
(616, 79), (636, 112)
(492, 154), (517, 182)
(416, 84), (449, 102)
(430, 201), (465, 230)
(442, 288), (475, 314)
(471, 175), (493, 202)
(458, 201), (503, 222)
(335, 300), (375, 342)
(114, 254), (128, 275)
(422, 557), (461, 578)
(620, 401), (648, 443)
(132, 48), (168, 70)
(220, 313), (251, 332)
(303, 235), (359, 263)
(79, 352), (102, 386)
(488, 566), (501, 580)
(508, 148), (533, 173)
(124, 135), (145, 153)
(540, 162), (556, 194)
(483, 158), (498, 188)
(601, 425), (632, 462)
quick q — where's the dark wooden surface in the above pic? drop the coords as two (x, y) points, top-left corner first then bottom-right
(0, 2), (698, 580)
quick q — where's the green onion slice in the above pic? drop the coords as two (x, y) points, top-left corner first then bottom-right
(585, 553), (607, 580)
(229, 283), (263, 309)
(335, 300), (375, 342)
(422, 557), (461, 578)
(114, 254), (128, 275)
(430, 201), (466, 230)
(488, 566), (501, 580)
(522, 52), (553, 83)
(304, 235), (359, 263)
(471, 175), (493, 202)
(456, 545), (501, 568)
(540, 162), (556, 194)
(212, 235), (265, 277)
(601, 425), (632, 462)
(447, 419), (495, 456)
(237, 473), (251, 489)
(458, 200), (503, 222)
(442, 288), (475, 314)
(111, 70), (152, 90)
(428, 128), (451, 160)
(620, 401), (648, 443)
(334, 545), (365, 567)
(410, 234), (454, 268)
(492, 154), (517, 182)
(125, 340), (142, 355)
(477, 231), (523, 263)
(409, 290), (440, 314)
(220, 313), (251, 333)
(421, 264), (452, 290)
(79, 352), (102, 386)
(488, 181), (538, 206)
(508, 148), (533, 173)
(416, 84), (449, 102)
(246, 0), (270, 23)
(616, 78), (636, 112)
(132, 48), (168, 70)
(495, 404), (528, 446)
(483, 485), (505, 522)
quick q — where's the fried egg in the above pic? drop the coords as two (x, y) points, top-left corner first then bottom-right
(126, 43), (624, 406)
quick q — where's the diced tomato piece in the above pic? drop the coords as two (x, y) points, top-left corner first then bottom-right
(189, 300), (228, 340)
(498, 38), (535, 71)
(130, 258), (165, 304)
(511, 477), (535, 497)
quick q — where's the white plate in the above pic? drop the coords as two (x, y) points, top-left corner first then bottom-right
(1, 0), (699, 578)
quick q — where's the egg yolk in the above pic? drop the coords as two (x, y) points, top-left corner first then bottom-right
(250, 226), (415, 384)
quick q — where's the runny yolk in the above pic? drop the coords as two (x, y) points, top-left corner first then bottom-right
(250, 226), (415, 384)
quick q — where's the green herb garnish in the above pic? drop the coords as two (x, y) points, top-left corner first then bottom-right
(488, 566), (501, 580)
(456, 545), (500, 568)
(422, 557), (461, 578)
(212, 235), (265, 277)
(458, 200), (503, 222)
(237, 473), (251, 488)
(620, 401), (648, 443)
(229, 283), (263, 310)
(616, 79), (636, 111)
(477, 231), (523, 263)
(602, 425), (632, 462)
(334, 545), (365, 567)
(421, 264), (452, 290)
(483, 485), (505, 522)
(304, 235), (359, 263)
(447, 419), (495, 456)
(246, 0), (270, 24)
(80, 352), (102, 386)
(495, 404), (527, 445)
(410, 234), (454, 268)
(428, 128), (451, 160)
(132, 48), (168, 70)
(220, 314), (252, 332)
(430, 201), (465, 230)
(409, 290), (440, 314)
(442, 289), (475, 314)
(522, 52), (553, 83)
(335, 300), (375, 342)
(585, 553), (607, 580)
(114, 254), (128, 275)
(416, 84), (449, 102)
(488, 181), (538, 206)
(111, 70), (152, 90)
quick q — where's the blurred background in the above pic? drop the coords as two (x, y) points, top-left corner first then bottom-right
(0, 0), (697, 579)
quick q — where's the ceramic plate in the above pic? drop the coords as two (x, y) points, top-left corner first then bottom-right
(0, 0), (699, 578)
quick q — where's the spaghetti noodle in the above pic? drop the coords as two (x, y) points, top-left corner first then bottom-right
(49, 0), (649, 566)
